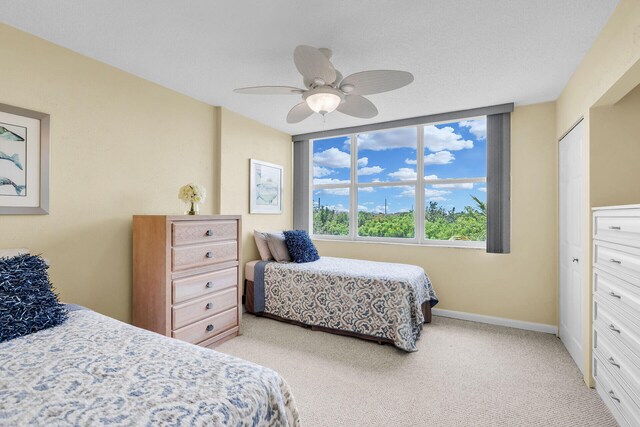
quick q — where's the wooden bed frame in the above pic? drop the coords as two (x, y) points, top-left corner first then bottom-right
(244, 279), (432, 346)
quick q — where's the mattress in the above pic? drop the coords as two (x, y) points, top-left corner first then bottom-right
(245, 259), (259, 282)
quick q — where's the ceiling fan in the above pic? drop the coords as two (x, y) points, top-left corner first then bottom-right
(233, 45), (414, 123)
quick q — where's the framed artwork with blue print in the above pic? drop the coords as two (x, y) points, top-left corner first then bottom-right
(250, 159), (282, 214)
(0, 103), (50, 215)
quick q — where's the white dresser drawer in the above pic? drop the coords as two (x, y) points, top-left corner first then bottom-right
(594, 298), (640, 362)
(595, 209), (640, 248)
(594, 355), (637, 427)
(595, 241), (640, 283)
(594, 268), (640, 321)
(595, 328), (640, 403)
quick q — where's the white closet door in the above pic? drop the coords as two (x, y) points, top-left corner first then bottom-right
(559, 120), (585, 374)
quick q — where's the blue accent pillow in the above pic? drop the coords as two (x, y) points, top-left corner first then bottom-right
(283, 230), (320, 263)
(0, 254), (68, 342)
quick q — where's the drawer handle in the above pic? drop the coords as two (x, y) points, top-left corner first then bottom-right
(609, 390), (621, 403)
(205, 281), (213, 288)
(609, 324), (621, 334)
(608, 226), (621, 230)
(609, 291), (622, 299)
(609, 259), (622, 265)
(608, 357), (621, 369)
(206, 229), (213, 236)
(206, 324), (214, 332)
(206, 251), (213, 258)
(206, 302), (213, 310)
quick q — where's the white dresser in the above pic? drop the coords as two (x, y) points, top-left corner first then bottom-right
(593, 205), (640, 426)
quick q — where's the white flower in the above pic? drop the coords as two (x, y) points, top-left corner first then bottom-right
(178, 183), (206, 203)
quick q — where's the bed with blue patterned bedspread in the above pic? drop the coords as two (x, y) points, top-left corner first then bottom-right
(0, 307), (299, 426)
(250, 256), (438, 352)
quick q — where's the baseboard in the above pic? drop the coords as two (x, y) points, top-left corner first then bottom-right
(432, 308), (558, 334)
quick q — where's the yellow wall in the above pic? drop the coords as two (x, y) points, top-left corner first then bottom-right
(218, 108), (293, 280)
(0, 24), (292, 323)
(316, 103), (558, 327)
(0, 24), (217, 322)
(555, 0), (640, 385)
(591, 84), (640, 208)
(556, 0), (640, 137)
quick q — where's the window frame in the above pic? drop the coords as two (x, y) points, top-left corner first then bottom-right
(310, 119), (488, 249)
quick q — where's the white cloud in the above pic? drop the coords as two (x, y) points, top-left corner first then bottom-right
(425, 151), (455, 165)
(325, 203), (349, 212)
(357, 128), (416, 151)
(424, 125), (474, 152)
(358, 157), (368, 167)
(388, 168), (417, 181)
(358, 205), (369, 211)
(319, 188), (350, 196)
(432, 182), (474, 190)
(313, 178), (350, 185)
(398, 186), (416, 198)
(359, 186), (375, 193)
(405, 151), (455, 166)
(430, 196), (448, 202)
(313, 165), (334, 177)
(479, 187), (487, 193)
(424, 174), (438, 180)
(459, 119), (487, 140)
(313, 147), (350, 168)
(358, 166), (384, 176)
(425, 188), (451, 197)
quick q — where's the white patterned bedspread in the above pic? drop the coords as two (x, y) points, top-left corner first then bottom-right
(263, 257), (438, 352)
(0, 309), (299, 427)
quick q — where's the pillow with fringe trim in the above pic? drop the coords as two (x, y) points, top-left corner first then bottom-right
(0, 254), (68, 342)
(283, 230), (320, 263)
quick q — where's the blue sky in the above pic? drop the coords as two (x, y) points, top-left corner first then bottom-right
(312, 118), (487, 214)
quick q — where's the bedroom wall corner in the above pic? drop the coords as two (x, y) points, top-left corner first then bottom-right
(217, 107), (293, 281)
(0, 23), (218, 323)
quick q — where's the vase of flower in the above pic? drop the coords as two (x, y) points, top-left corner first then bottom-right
(178, 183), (206, 215)
(186, 201), (200, 215)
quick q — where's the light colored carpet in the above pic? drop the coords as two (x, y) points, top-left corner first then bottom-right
(217, 315), (616, 427)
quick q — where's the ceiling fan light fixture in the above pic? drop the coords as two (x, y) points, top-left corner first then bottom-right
(304, 87), (344, 115)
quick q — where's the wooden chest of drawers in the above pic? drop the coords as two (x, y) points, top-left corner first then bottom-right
(592, 205), (640, 426)
(133, 215), (242, 347)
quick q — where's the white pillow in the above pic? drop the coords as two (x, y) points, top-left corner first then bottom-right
(253, 231), (273, 261)
(0, 248), (29, 258)
(265, 232), (291, 262)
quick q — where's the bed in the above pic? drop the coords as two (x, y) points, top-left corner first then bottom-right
(0, 306), (299, 426)
(244, 256), (438, 352)
(0, 248), (298, 426)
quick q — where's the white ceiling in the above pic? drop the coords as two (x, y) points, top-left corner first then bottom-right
(1, 1), (619, 136)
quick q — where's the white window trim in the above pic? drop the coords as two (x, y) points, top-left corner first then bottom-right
(310, 123), (488, 249)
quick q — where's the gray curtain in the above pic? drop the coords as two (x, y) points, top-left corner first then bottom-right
(486, 113), (511, 253)
(293, 139), (310, 231)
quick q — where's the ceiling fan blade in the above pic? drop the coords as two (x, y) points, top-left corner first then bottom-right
(293, 45), (336, 85)
(340, 70), (414, 95)
(287, 102), (314, 123)
(234, 86), (305, 95)
(337, 95), (378, 119)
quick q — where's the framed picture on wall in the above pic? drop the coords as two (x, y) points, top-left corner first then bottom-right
(250, 159), (282, 214)
(0, 103), (50, 214)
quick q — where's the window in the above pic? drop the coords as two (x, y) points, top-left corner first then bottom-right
(311, 117), (487, 247)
